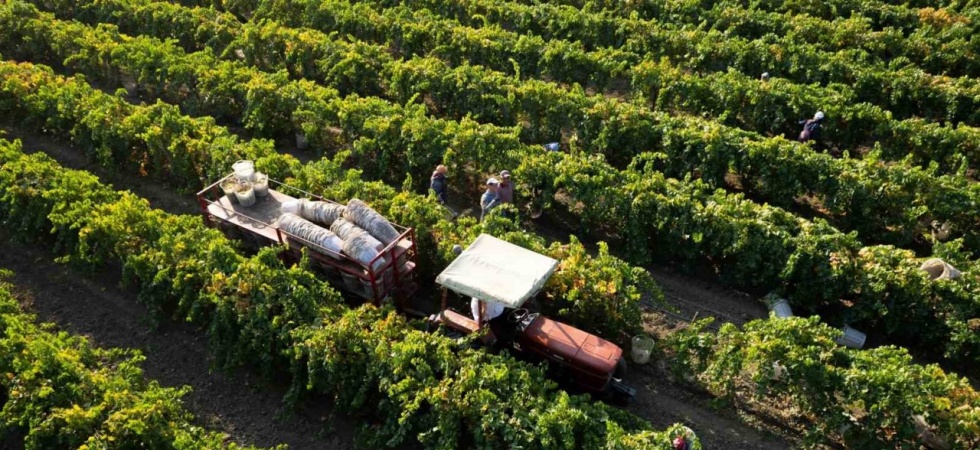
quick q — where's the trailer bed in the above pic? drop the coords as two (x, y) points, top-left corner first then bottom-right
(198, 175), (418, 305)
(206, 187), (291, 244)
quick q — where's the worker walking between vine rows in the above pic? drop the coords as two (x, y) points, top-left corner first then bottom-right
(798, 111), (825, 143)
(430, 164), (449, 204)
(480, 177), (500, 221)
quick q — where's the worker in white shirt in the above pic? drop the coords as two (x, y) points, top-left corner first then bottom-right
(471, 297), (505, 325)
(470, 297), (512, 345)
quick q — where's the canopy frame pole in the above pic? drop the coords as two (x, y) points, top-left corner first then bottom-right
(440, 287), (448, 311)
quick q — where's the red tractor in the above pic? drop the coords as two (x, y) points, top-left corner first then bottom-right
(430, 234), (635, 404)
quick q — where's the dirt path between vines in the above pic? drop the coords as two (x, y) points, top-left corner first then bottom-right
(0, 237), (356, 450)
(1, 124), (794, 448)
(0, 125), (356, 449)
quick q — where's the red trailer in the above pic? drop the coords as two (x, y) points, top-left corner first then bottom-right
(196, 174), (418, 306)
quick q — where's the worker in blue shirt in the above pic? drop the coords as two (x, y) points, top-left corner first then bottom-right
(480, 177), (500, 221)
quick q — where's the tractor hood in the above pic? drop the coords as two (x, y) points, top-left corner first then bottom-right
(521, 315), (623, 377)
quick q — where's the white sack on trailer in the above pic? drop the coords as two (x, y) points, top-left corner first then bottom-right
(303, 200), (347, 227)
(278, 213), (343, 258)
(344, 199), (400, 245)
(281, 199), (302, 215)
(343, 233), (388, 272)
(330, 218), (384, 251)
(280, 199), (346, 227)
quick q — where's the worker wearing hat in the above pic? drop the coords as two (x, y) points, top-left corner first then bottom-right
(480, 177), (501, 221)
(430, 164), (449, 204)
(798, 111), (825, 143)
(497, 170), (513, 204)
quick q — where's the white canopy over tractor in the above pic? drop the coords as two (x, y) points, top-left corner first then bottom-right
(435, 234), (558, 308)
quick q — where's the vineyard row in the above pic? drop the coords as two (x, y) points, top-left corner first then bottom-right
(218, 0), (980, 126)
(662, 316), (980, 448)
(550, 0), (976, 32)
(39, 0), (980, 177)
(2, 39), (979, 380)
(358, 0), (980, 78)
(0, 263), (271, 449)
(7, 1), (980, 260)
(0, 136), (694, 449)
(41, 0), (980, 133)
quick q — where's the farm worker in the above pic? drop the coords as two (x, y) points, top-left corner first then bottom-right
(672, 436), (688, 450)
(430, 165), (449, 204)
(471, 297), (506, 331)
(760, 72), (770, 82)
(672, 426), (696, 450)
(471, 297), (505, 323)
(470, 297), (510, 345)
(480, 177), (500, 221)
(798, 111), (825, 143)
(497, 170), (513, 204)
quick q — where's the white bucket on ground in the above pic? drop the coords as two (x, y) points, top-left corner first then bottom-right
(771, 361), (787, 381)
(233, 160), (255, 182)
(631, 335), (655, 365)
(768, 298), (793, 318)
(919, 258), (962, 280)
(836, 325), (866, 349)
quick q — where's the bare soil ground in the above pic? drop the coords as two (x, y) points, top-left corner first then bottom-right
(0, 124), (355, 449)
(0, 237), (357, 450)
(0, 124), (794, 448)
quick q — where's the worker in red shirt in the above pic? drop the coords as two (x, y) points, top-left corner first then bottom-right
(497, 170), (513, 204)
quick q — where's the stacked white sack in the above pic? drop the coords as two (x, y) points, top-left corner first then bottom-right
(343, 234), (388, 272)
(345, 199), (400, 245)
(331, 218), (384, 251)
(329, 218), (387, 271)
(278, 213), (343, 258)
(282, 199), (346, 228)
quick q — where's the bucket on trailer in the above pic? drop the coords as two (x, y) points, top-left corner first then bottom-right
(233, 160), (255, 182)
(234, 181), (256, 207)
(220, 176), (239, 203)
(631, 335), (655, 365)
(836, 325), (866, 349)
(253, 172), (269, 197)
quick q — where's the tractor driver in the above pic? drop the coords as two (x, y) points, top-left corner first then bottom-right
(471, 297), (505, 326)
(471, 297), (513, 346)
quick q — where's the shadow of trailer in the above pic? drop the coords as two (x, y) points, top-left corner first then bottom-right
(196, 174), (418, 307)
